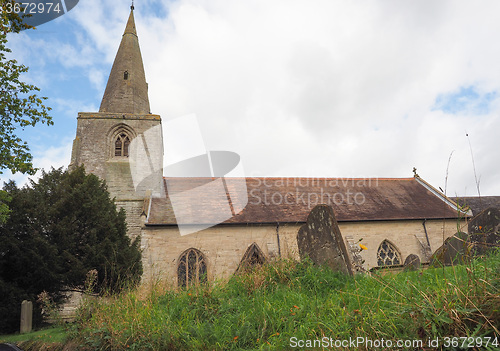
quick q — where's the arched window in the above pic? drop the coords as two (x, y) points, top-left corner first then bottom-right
(177, 248), (207, 288)
(237, 243), (266, 272)
(114, 132), (131, 157)
(377, 240), (402, 266)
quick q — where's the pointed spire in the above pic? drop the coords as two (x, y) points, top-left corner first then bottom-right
(99, 8), (150, 114)
(124, 7), (137, 36)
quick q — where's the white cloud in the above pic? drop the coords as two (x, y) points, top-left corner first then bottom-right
(135, 0), (500, 195)
(7, 0), (500, 196)
(0, 141), (72, 188)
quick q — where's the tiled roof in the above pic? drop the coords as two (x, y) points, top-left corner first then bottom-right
(452, 196), (500, 216)
(145, 176), (464, 226)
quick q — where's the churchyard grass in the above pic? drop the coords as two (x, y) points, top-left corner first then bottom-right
(68, 249), (500, 350)
(0, 326), (67, 344)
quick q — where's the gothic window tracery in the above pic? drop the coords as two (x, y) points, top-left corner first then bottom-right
(237, 243), (266, 272)
(177, 248), (207, 288)
(114, 132), (131, 157)
(377, 240), (402, 266)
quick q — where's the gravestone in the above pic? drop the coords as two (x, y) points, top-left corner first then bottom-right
(345, 235), (365, 273)
(297, 204), (353, 276)
(20, 300), (32, 334)
(430, 232), (469, 267)
(403, 254), (421, 271)
(468, 207), (500, 256)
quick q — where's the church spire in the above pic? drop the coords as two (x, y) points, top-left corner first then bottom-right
(99, 7), (150, 114)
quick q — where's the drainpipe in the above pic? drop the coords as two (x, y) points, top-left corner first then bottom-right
(276, 222), (281, 257)
(422, 219), (431, 248)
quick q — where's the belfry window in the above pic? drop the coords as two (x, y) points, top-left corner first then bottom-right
(124, 70), (129, 80)
(114, 133), (130, 157)
(377, 240), (402, 266)
(177, 249), (207, 288)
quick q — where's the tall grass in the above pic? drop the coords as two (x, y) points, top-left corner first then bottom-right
(70, 251), (500, 350)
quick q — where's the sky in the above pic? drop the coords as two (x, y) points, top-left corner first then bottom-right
(1, 0), (499, 197)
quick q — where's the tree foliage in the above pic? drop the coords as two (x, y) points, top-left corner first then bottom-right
(0, 189), (10, 224)
(1, 1), (53, 176)
(0, 2), (53, 223)
(0, 166), (142, 333)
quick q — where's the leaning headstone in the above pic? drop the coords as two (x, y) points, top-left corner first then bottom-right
(403, 254), (421, 271)
(297, 204), (353, 275)
(430, 232), (469, 267)
(345, 235), (365, 273)
(468, 207), (500, 256)
(20, 300), (32, 334)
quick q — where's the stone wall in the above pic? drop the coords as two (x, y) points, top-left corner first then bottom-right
(70, 112), (163, 241)
(70, 113), (161, 183)
(115, 200), (145, 242)
(141, 224), (285, 286)
(338, 219), (466, 269)
(140, 217), (466, 285)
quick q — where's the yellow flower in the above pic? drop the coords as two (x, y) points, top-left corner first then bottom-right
(359, 244), (368, 250)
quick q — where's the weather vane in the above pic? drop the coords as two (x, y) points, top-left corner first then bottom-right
(131, 0), (134, 10)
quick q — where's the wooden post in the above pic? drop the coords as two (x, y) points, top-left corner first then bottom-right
(20, 300), (32, 334)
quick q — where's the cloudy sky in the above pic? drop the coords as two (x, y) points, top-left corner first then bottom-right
(2, 0), (499, 197)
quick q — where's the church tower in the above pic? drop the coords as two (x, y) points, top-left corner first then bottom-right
(70, 7), (163, 240)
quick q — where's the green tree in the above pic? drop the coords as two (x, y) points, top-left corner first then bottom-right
(0, 166), (142, 333)
(0, 189), (10, 223)
(1, 2), (53, 222)
(1, 8), (53, 175)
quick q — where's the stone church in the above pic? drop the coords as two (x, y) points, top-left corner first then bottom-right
(70, 8), (469, 287)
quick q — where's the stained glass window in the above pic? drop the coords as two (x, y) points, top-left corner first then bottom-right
(177, 248), (207, 288)
(377, 240), (402, 266)
(114, 133), (130, 157)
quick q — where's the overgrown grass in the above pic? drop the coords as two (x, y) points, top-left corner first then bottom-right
(69, 251), (500, 350)
(0, 326), (67, 344)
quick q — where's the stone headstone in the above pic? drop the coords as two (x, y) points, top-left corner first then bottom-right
(430, 232), (469, 267)
(20, 300), (32, 334)
(403, 254), (421, 271)
(297, 205), (353, 275)
(345, 235), (365, 273)
(468, 207), (500, 256)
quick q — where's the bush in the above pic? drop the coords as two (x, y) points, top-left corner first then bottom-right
(0, 166), (142, 333)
